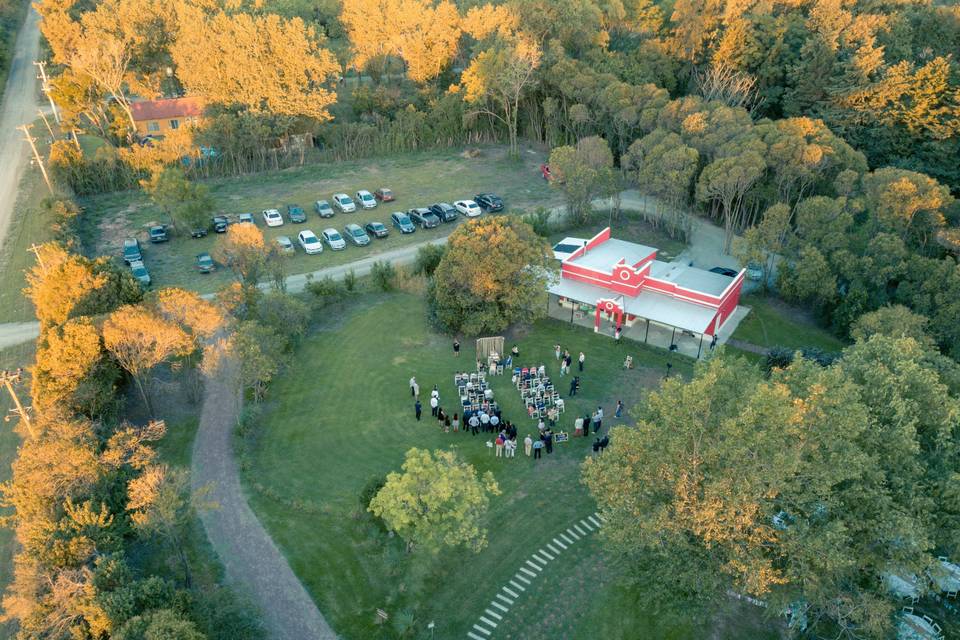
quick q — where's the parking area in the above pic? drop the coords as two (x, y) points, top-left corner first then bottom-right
(79, 146), (560, 293)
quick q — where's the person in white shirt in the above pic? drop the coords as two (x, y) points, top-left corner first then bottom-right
(524, 434), (533, 456)
(480, 412), (491, 431)
(430, 395), (439, 417)
(409, 376), (417, 396)
(505, 438), (516, 458)
(578, 351), (586, 371)
(468, 414), (480, 435)
(431, 385), (439, 399)
(484, 387), (494, 400)
(490, 414), (500, 430)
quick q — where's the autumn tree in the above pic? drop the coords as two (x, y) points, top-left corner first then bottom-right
(461, 34), (542, 157)
(861, 167), (953, 251)
(623, 129), (698, 240)
(548, 136), (617, 225)
(128, 465), (211, 587)
(173, 6), (340, 120)
(212, 223), (267, 286)
(430, 216), (556, 335)
(369, 448), (500, 552)
(341, 0), (461, 83)
(102, 305), (193, 414)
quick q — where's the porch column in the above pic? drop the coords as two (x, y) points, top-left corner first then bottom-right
(594, 304), (601, 332)
(698, 333), (704, 358)
(644, 319), (650, 343)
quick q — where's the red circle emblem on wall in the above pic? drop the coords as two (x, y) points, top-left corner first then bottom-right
(604, 301), (615, 311)
(619, 269), (632, 281)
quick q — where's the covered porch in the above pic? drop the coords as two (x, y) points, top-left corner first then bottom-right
(546, 279), (743, 359)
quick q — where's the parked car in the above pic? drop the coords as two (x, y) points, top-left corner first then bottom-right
(275, 236), (295, 255)
(365, 221), (389, 238)
(195, 252), (215, 273)
(237, 213), (254, 224)
(474, 193), (504, 212)
(123, 237), (142, 264)
(212, 215), (229, 233)
(374, 187), (395, 202)
(190, 225), (208, 238)
(408, 207), (440, 229)
(709, 266), (738, 277)
(321, 228), (346, 250)
(391, 211), (416, 234)
(314, 200), (335, 218)
(149, 225), (168, 243)
(356, 190), (378, 209)
(129, 260), (151, 286)
(262, 209), (284, 227)
(333, 193), (356, 213)
(454, 199), (482, 217)
(746, 261), (764, 281)
(343, 223), (371, 246)
(287, 204), (307, 223)
(430, 202), (458, 222)
(298, 229), (324, 254)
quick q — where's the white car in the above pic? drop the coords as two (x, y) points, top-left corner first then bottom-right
(356, 190), (378, 209)
(332, 193), (356, 213)
(297, 230), (324, 254)
(454, 199), (482, 217)
(321, 228), (346, 250)
(262, 208), (284, 227)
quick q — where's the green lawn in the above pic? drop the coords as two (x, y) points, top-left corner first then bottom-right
(733, 294), (845, 353)
(78, 145), (560, 293)
(241, 293), (775, 639)
(0, 123), (56, 323)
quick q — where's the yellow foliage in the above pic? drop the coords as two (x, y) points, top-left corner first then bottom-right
(341, 0), (462, 83)
(173, 5), (340, 119)
(461, 3), (520, 40)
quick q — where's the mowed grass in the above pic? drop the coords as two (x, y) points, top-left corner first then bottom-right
(241, 294), (774, 639)
(0, 124), (56, 323)
(78, 145), (560, 293)
(733, 294), (846, 353)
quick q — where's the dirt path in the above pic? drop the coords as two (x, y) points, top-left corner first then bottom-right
(0, 7), (40, 251)
(192, 344), (338, 640)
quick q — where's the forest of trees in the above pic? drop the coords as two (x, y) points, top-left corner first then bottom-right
(10, 0), (960, 638)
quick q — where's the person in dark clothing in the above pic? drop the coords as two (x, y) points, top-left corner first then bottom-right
(592, 438), (601, 453)
(543, 430), (553, 454)
(569, 377), (578, 396)
(511, 344), (520, 358)
(453, 339), (460, 356)
(598, 435), (609, 452)
(415, 400), (422, 421)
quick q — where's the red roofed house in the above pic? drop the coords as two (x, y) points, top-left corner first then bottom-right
(130, 97), (206, 136)
(547, 228), (746, 358)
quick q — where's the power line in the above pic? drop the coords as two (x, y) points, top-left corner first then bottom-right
(17, 124), (53, 194)
(0, 368), (34, 439)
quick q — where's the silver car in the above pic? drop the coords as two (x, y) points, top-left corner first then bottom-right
(343, 223), (370, 246)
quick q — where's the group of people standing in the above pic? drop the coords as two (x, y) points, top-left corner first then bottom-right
(555, 345), (586, 376)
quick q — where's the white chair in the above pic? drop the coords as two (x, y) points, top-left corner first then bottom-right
(556, 399), (565, 413)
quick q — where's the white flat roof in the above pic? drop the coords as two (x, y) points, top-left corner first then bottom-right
(548, 277), (717, 334)
(566, 238), (657, 272)
(648, 260), (731, 297)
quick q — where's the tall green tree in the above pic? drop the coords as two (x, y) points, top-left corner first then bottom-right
(369, 448), (500, 552)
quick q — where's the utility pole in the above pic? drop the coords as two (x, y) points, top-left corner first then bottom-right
(38, 108), (54, 139)
(27, 243), (47, 273)
(0, 369), (34, 439)
(18, 124), (53, 194)
(33, 61), (60, 124)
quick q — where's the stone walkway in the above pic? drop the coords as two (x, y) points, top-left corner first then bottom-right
(465, 513), (604, 639)
(192, 343), (338, 640)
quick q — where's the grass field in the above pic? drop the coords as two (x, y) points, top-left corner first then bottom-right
(78, 145), (560, 293)
(240, 293), (777, 639)
(733, 294), (845, 353)
(0, 125), (56, 323)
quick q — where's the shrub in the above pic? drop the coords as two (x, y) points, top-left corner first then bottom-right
(413, 244), (447, 277)
(370, 260), (396, 292)
(306, 275), (342, 299)
(343, 269), (357, 292)
(522, 207), (553, 237)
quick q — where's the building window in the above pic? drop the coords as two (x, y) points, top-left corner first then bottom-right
(147, 121), (160, 132)
(169, 119), (180, 130)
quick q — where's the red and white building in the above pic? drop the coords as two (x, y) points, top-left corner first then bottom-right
(547, 228), (745, 357)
